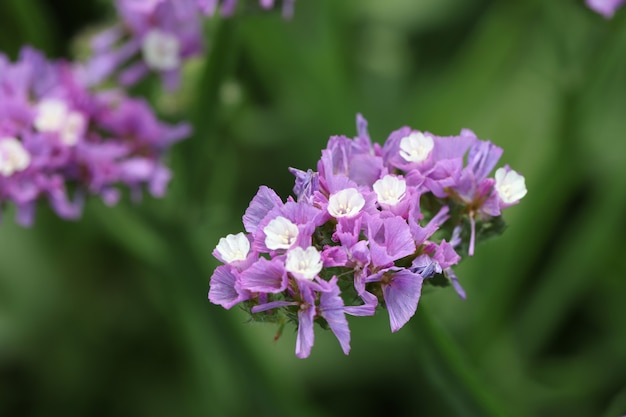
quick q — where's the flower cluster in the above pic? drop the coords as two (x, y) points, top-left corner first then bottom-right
(0, 47), (189, 226)
(208, 114), (527, 358)
(586, 0), (626, 17)
(85, 0), (295, 91)
(85, 0), (204, 90)
(2, 0), (298, 224)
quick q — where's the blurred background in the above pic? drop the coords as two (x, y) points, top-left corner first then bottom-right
(1, 0), (626, 416)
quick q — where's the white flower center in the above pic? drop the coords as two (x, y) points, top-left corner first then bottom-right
(399, 132), (434, 163)
(215, 232), (250, 263)
(373, 175), (406, 206)
(0, 137), (31, 177)
(34, 99), (85, 146)
(264, 216), (299, 250)
(60, 111), (87, 146)
(142, 29), (181, 71)
(285, 246), (323, 281)
(327, 188), (365, 218)
(495, 167), (527, 204)
(34, 99), (68, 133)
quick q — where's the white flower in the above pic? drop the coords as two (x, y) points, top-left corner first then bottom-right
(34, 99), (85, 146)
(215, 233), (251, 263)
(264, 216), (299, 250)
(142, 29), (181, 71)
(285, 246), (323, 280)
(327, 188), (365, 218)
(373, 175), (406, 206)
(495, 167), (527, 204)
(0, 137), (31, 177)
(399, 132), (434, 163)
(34, 99), (68, 133)
(59, 111), (86, 146)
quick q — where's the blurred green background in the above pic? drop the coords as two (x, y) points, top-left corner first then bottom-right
(1, 0), (626, 416)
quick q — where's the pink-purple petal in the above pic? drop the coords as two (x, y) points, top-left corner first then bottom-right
(242, 186), (283, 234)
(239, 257), (287, 293)
(382, 270), (424, 332)
(296, 302), (316, 359)
(319, 277), (351, 355)
(208, 265), (249, 309)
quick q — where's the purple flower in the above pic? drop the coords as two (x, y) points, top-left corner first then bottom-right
(86, 0), (203, 90)
(318, 135), (383, 192)
(586, 0), (626, 17)
(318, 277), (351, 355)
(240, 257), (289, 293)
(382, 270), (424, 332)
(209, 113), (526, 357)
(243, 186), (283, 234)
(208, 265), (252, 309)
(366, 214), (416, 267)
(366, 268), (424, 332)
(252, 276), (349, 358)
(288, 167), (319, 203)
(0, 47), (189, 225)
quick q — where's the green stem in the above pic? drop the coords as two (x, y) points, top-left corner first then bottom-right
(176, 18), (241, 220)
(410, 306), (509, 417)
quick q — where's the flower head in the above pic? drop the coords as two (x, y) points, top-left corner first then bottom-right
(495, 166), (527, 205)
(264, 216), (299, 250)
(0, 137), (30, 177)
(399, 132), (434, 163)
(373, 175), (406, 206)
(215, 233), (251, 263)
(0, 47), (189, 225)
(209, 114), (526, 357)
(327, 188), (365, 218)
(285, 246), (323, 280)
(85, 0), (203, 90)
(141, 29), (181, 71)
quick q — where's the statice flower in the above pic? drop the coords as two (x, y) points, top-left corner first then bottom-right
(85, 0), (203, 90)
(0, 47), (189, 226)
(198, 0), (296, 18)
(586, 0), (626, 17)
(208, 114), (527, 358)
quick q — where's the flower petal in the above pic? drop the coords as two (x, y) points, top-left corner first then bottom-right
(319, 277), (351, 355)
(382, 270), (424, 332)
(208, 265), (249, 309)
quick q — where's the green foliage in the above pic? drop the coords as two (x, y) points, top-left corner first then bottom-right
(2, 0), (626, 417)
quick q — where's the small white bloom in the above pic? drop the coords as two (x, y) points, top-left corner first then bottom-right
(0, 137), (31, 177)
(285, 246), (323, 281)
(59, 111), (86, 146)
(399, 132), (434, 163)
(142, 29), (181, 71)
(373, 175), (406, 206)
(327, 188), (365, 218)
(215, 233), (250, 263)
(34, 99), (85, 146)
(264, 216), (299, 250)
(34, 99), (68, 132)
(495, 167), (527, 204)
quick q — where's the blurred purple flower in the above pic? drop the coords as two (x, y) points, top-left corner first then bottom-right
(86, 0), (203, 90)
(0, 47), (189, 225)
(586, 0), (626, 17)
